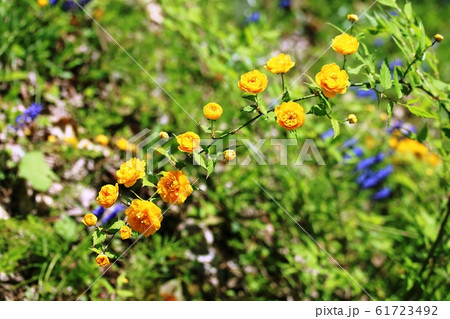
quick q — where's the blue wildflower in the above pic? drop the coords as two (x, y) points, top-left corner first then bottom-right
(279, 0), (291, 9)
(15, 103), (43, 127)
(342, 138), (358, 149)
(92, 206), (106, 219)
(374, 38), (384, 47)
(371, 187), (391, 201)
(361, 165), (393, 189)
(356, 153), (385, 171)
(101, 203), (125, 224)
(356, 88), (378, 101)
(50, 0), (58, 5)
(245, 12), (260, 24)
(352, 147), (364, 157)
(389, 10), (399, 16)
(62, 0), (92, 11)
(356, 170), (374, 185)
(321, 128), (334, 140)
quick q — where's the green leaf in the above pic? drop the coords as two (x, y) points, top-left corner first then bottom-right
(108, 220), (125, 233)
(18, 151), (59, 192)
(377, 0), (398, 8)
(417, 125), (428, 142)
(242, 93), (257, 102)
(105, 251), (120, 259)
(326, 22), (344, 33)
(404, 2), (413, 21)
(406, 106), (437, 119)
(387, 101), (394, 128)
(380, 61), (392, 90)
(346, 64), (365, 75)
(307, 104), (328, 116)
(393, 68), (403, 99)
(206, 159), (215, 178)
(199, 123), (212, 133)
(93, 229), (107, 246)
(331, 118), (340, 139)
(141, 177), (156, 188)
(242, 105), (256, 113)
(89, 247), (102, 254)
(282, 90), (291, 102)
(193, 151), (206, 169)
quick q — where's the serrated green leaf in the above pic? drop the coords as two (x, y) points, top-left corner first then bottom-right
(346, 64), (365, 75)
(105, 251), (120, 259)
(206, 159), (215, 178)
(331, 118), (340, 139)
(387, 101), (394, 128)
(108, 220), (125, 233)
(89, 247), (102, 254)
(404, 2), (413, 21)
(377, 0), (398, 8)
(193, 151), (206, 169)
(242, 105), (256, 113)
(406, 106), (437, 119)
(93, 229), (107, 246)
(393, 68), (403, 99)
(199, 123), (212, 133)
(380, 61), (392, 90)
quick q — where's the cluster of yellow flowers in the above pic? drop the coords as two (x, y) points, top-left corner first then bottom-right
(389, 134), (441, 167)
(82, 154), (198, 266)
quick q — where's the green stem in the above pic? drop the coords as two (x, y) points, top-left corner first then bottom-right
(281, 73), (285, 92)
(210, 119), (216, 139)
(293, 93), (318, 102)
(402, 41), (436, 80)
(342, 55), (347, 70)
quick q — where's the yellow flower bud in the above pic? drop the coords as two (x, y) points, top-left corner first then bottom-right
(224, 150), (236, 161)
(203, 102), (223, 120)
(95, 134), (109, 146)
(47, 135), (57, 143)
(64, 136), (79, 147)
(159, 131), (170, 141)
(37, 0), (49, 7)
(434, 34), (444, 43)
(95, 254), (110, 267)
(82, 213), (97, 227)
(348, 114), (358, 124)
(120, 225), (132, 240)
(347, 14), (359, 23)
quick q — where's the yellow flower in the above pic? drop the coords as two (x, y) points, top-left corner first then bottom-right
(427, 154), (441, 167)
(47, 135), (57, 143)
(347, 14), (359, 22)
(331, 33), (359, 55)
(116, 138), (136, 152)
(37, 0), (49, 7)
(274, 101), (306, 130)
(125, 199), (162, 237)
(95, 134), (109, 146)
(116, 158), (146, 187)
(64, 136), (79, 147)
(96, 254), (110, 267)
(96, 183), (119, 208)
(159, 131), (170, 141)
(157, 170), (193, 205)
(82, 213), (97, 227)
(203, 102), (223, 120)
(176, 132), (200, 153)
(119, 225), (132, 240)
(264, 53), (295, 74)
(238, 70), (268, 94)
(348, 114), (358, 124)
(434, 34), (444, 43)
(315, 63), (349, 98)
(224, 150), (236, 161)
